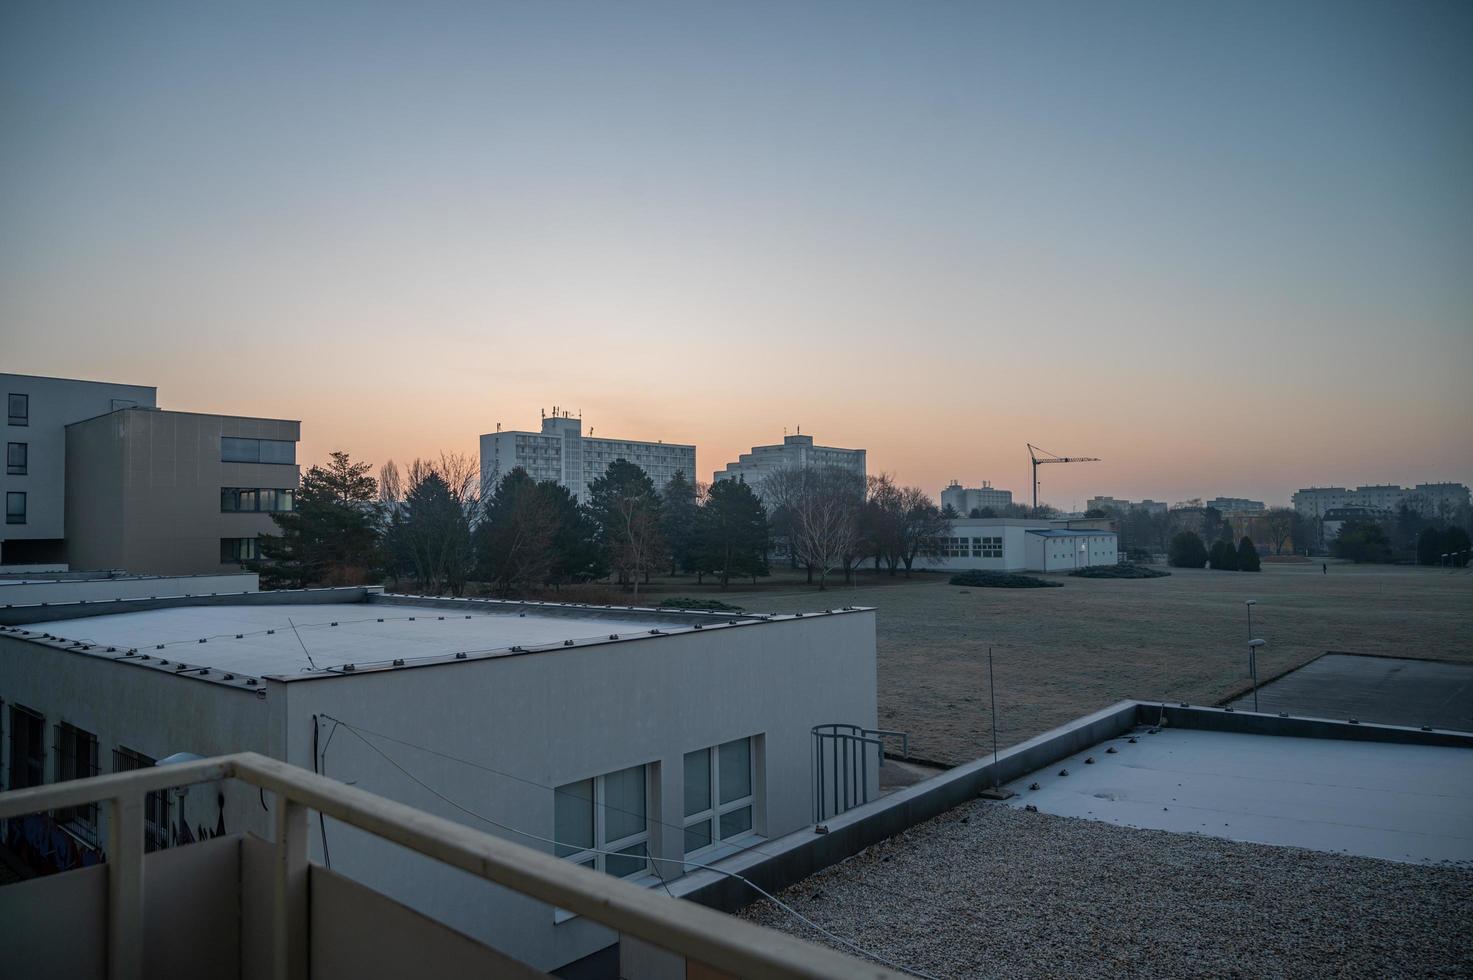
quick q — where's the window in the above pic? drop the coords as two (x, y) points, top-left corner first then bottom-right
(221, 487), (295, 512)
(114, 747), (171, 852)
(7, 393), (27, 426)
(971, 536), (1003, 558)
(6, 442), (25, 476)
(8, 704), (44, 791)
(221, 437), (295, 464)
(554, 764), (650, 878)
(55, 722), (100, 840)
(683, 737), (755, 855)
(5, 491), (25, 525)
(221, 537), (260, 562)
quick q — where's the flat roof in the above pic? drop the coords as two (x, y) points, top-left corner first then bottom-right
(1001, 725), (1473, 864)
(1228, 654), (1473, 732)
(1024, 528), (1115, 537)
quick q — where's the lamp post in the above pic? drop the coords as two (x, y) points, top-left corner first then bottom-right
(1247, 638), (1266, 711)
(1245, 600), (1257, 676)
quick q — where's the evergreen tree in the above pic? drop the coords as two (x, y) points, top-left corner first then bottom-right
(474, 468), (559, 593)
(1209, 539), (1239, 570)
(1331, 519), (1392, 563)
(253, 451), (380, 588)
(694, 478), (770, 588)
(1167, 531), (1207, 568)
(392, 470), (471, 594)
(584, 459), (666, 594)
(1236, 536), (1261, 572)
(659, 471), (699, 576)
(544, 480), (607, 586)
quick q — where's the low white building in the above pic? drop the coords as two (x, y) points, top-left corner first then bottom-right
(480, 411), (696, 503)
(0, 589), (876, 974)
(713, 433), (865, 494)
(929, 519), (1118, 573)
(941, 481), (1013, 515)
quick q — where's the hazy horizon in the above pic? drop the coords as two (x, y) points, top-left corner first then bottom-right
(4, 1), (1470, 507)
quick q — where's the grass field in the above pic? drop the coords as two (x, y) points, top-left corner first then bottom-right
(697, 561), (1473, 764)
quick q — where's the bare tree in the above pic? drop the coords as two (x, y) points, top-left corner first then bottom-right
(780, 465), (865, 590)
(1262, 507), (1296, 556)
(897, 486), (948, 575)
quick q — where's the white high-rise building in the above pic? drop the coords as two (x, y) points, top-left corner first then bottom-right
(713, 433), (866, 495)
(480, 410), (696, 502)
(941, 481), (1014, 515)
(1086, 496), (1168, 516)
(1292, 483), (1470, 519)
(1207, 497), (1265, 513)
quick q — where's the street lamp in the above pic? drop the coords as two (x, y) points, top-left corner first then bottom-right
(1247, 639), (1266, 711)
(1245, 600), (1257, 676)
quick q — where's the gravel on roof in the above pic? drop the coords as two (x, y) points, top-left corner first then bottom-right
(739, 802), (1473, 979)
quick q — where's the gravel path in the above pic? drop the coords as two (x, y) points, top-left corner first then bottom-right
(739, 802), (1473, 979)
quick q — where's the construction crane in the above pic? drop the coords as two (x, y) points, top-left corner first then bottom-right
(1027, 444), (1101, 510)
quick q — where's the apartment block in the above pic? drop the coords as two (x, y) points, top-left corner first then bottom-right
(480, 411), (696, 502)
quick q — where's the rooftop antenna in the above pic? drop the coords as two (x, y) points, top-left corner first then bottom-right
(978, 647), (1014, 800)
(287, 617), (319, 671)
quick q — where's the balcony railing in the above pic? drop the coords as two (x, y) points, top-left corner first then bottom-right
(0, 752), (896, 980)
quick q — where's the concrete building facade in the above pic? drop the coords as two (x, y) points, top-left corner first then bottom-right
(1293, 483), (1471, 520)
(65, 408), (300, 575)
(1, 373), (157, 565)
(713, 433), (865, 494)
(1206, 497), (1265, 513)
(480, 412), (696, 503)
(929, 518), (1118, 573)
(1086, 496), (1168, 516)
(940, 481), (1014, 515)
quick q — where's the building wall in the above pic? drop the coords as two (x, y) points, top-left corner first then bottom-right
(0, 374), (157, 561)
(1024, 533), (1119, 571)
(0, 573), (258, 608)
(941, 483), (1013, 514)
(480, 416), (696, 503)
(65, 409), (300, 575)
(713, 435), (866, 495)
(1293, 483), (1470, 519)
(926, 520), (1118, 573)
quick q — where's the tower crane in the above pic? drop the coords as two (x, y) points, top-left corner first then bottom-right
(1027, 444), (1100, 510)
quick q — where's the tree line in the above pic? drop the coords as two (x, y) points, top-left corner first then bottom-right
(252, 452), (952, 594)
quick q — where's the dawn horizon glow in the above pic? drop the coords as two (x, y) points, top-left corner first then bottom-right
(3, 1), (1470, 508)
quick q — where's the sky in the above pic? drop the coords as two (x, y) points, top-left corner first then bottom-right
(2, 0), (1470, 508)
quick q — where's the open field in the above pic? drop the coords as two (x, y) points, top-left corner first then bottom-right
(703, 562), (1473, 765)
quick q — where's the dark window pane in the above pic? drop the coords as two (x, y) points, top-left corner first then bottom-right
(605, 841), (647, 879)
(221, 438), (258, 462)
(719, 806), (753, 840)
(6, 442), (25, 475)
(554, 779), (594, 857)
(718, 738), (751, 804)
(5, 491), (25, 524)
(7, 393), (28, 424)
(684, 819), (713, 854)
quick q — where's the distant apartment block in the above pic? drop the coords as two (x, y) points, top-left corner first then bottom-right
(1, 373), (298, 575)
(714, 432), (866, 492)
(1086, 496), (1168, 516)
(1292, 483), (1470, 519)
(479, 409), (695, 503)
(941, 480), (1013, 515)
(1206, 496), (1265, 513)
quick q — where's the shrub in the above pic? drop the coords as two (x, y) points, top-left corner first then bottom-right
(1236, 537), (1261, 572)
(1068, 564), (1171, 579)
(1208, 539), (1238, 571)
(658, 597), (745, 612)
(1168, 531), (1207, 568)
(949, 571), (1062, 589)
(1332, 520), (1393, 563)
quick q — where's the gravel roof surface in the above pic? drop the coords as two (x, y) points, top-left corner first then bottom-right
(740, 802), (1473, 979)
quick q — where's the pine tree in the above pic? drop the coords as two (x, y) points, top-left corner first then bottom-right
(584, 459), (666, 594)
(1236, 536), (1261, 572)
(694, 479), (770, 588)
(254, 451), (380, 588)
(659, 471), (699, 576)
(1167, 531), (1207, 568)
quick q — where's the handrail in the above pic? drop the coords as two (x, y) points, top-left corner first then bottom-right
(0, 752), (897, 980)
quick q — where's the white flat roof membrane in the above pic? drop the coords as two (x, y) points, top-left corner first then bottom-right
(20, 603), (679, 678)
(1002, 726), (1473, 865)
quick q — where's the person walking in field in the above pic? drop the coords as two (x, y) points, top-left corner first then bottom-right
(1322, 562), (1327, 575)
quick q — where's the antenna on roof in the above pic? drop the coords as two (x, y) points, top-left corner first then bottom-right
(287, 617), (319, 671)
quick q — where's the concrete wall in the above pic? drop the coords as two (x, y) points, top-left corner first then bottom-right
(0, 373), (156, 558)
(0, 573), (258, 608)
(1024, 533), (1119, 572)
(65, 409), (299, 575)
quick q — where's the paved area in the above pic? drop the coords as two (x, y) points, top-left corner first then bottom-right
(1000, 725), (1473, 865)
(1228, 653), (1473, 731)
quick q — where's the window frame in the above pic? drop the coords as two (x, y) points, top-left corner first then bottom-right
(682, 737), (756, 858)
(113, 747), (172, 852)
(7, 393), (28, 426)
(54, 722), (100, 843)
(553, 765), (651, 879)
(5, 491), (25, 525)
(7, 703), (44, 791)
(6, 441), (25, 476)
(220, 537), (260, 563)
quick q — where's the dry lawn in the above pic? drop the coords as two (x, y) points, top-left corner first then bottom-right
(714, 561), (1473, 764)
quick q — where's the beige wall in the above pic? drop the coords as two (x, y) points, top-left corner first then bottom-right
(66, 409), (300, 575)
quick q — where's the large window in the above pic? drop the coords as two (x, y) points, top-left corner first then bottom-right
(971, 536), (1003, 559)
(55, 722), (100, 841)
(8, 704), (44, 790)
(554, 764), (650, 878)
(6, 442), (25, 476)
(221, 487), (295, 512)
(221, 537), (261, 563)
(5, 491), (25, 525)
(7, 393), (27, 426)
(113, 747), (171, 852)
(221, 437), (295, 464)
(683, 737), (755, 856)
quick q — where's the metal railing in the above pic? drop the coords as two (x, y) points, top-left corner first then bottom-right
(0, 752), (897, 980)
(811, 724), (908, 822)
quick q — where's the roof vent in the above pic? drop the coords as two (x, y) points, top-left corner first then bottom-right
(609, 634), (619, 640)
(563, 640), (574, 646)
(392, 659), (405, 667)
(455, 652), (467, 659)
(377, 618), (384, 623)
(342, 664), (356, 672)
(510, 645), (524, 652)
(246, 678), (257, 686)
(175, 664), (188, 671)
(235, 634), (243, 639)
(267, 629), (275, 635)
(437, 616), (444, 621)
(330, 622), (338, 627)
(198, 638), (207, 644)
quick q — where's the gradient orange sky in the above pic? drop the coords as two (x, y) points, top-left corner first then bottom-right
(3, 2), (1470, 508)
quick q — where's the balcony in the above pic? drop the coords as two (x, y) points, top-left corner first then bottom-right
(0, 752), (893, 980)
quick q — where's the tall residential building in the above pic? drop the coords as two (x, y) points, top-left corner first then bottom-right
(2, 372), (298, 574)
(479, 410), (696, 502)
(1087, 496), (1168, 516)
(941, 480), (1014, 514)
(1207, 497), (1265, 513)
(3, 373), (158, 565)
(1292, 483), (1470, 519)
(713, 433), (866, 492)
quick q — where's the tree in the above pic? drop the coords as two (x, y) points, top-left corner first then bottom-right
(693, 479), (770, 588)
(474, 468), (560, 594)
(1262, 508), (1297, 556)
(1418, 526), (1472, 567)
(896, 486), (949, 576)
(1332, 519), (1392, 563)
(969, 507), (997, 519)
(1236, 536), (1261, 572)
(391, 463), (473, 594)
(1168, 531), (1207, 568)
(253, 451), (380, 588)
(585, 459), (666, 594)
(768, 465), (866, 590)
(1208, 539), (1238, 570)
(660, 471), (700, 576)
